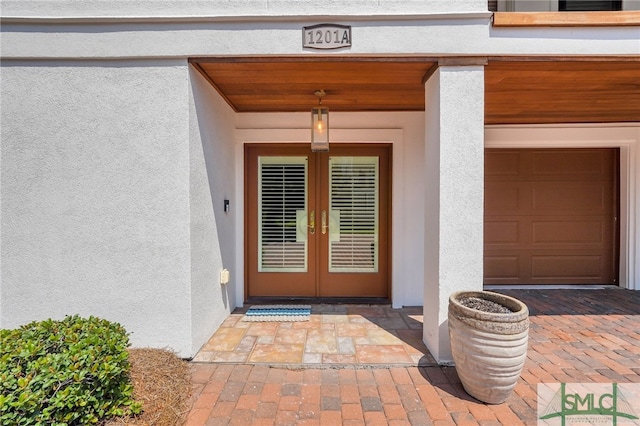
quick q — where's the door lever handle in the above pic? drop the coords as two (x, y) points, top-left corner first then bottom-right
(308, 210), (315, 234)
(322, 210), (328, 235)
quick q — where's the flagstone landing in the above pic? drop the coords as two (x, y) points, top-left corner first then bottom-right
(193, 305), (435, 367)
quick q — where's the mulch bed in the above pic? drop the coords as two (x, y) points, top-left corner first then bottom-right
(103, 348), (192, 426)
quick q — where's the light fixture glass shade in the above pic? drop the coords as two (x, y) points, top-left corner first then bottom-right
(311, 106), (329, 152)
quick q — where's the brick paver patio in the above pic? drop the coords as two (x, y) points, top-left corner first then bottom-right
(186, 288), (640, 425)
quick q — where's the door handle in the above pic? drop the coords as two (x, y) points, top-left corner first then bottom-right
(322, 210), (328, 235)
(308, 210), (315, 234)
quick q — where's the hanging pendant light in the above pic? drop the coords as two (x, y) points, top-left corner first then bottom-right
(311, 90), (329, 152)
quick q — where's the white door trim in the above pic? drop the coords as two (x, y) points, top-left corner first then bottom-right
(234, 128), (404, 306)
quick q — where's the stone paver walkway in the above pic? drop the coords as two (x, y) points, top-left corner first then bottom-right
(186, 288), (640, 425)
(193, 305), (433, 366)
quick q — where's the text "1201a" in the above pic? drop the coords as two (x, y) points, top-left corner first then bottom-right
(303, 24), (352, 50)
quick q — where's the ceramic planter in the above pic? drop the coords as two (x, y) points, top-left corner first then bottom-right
(448, 290), (529, 404)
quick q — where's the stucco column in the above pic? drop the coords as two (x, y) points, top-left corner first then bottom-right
(423, 60), (485, 364)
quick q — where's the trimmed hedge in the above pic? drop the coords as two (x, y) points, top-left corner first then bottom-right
(0, 315), (142, 425)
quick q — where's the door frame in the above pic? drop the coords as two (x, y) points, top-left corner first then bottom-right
(235, 128), (405, 306)
(244, 143), (392, 299)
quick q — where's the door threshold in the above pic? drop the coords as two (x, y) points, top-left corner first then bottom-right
(484, 284), (619, 290)
(245, 297), (390, 305)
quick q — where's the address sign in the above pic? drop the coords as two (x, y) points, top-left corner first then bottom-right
(303, 24), (352, 50)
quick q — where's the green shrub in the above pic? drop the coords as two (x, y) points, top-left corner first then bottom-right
(0, 315), (142, 425)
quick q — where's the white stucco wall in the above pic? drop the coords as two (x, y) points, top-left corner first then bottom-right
(0, 0), (490, 18)
(2, 14), (638, 60)
(188, 67), (237, 355)
(2, 1), (638, 363)
(0, 60), (196, 356)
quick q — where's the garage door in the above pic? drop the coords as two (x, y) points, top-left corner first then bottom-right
(484, 149), (618, 285)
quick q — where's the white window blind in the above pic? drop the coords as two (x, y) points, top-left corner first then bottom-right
(329, 157), (379, 273)
(258, 157), (308, 272)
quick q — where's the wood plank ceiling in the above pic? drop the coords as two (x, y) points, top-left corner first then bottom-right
(191, 57), (640, 125)
(485, 60), (640, 124)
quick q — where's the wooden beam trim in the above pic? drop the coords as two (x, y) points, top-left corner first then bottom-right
(190, 62), (239, 113)
(421, 58), (487, 83)
(189, 56), (440, 64)
(487, 56), (640, 62)
(190, 56), (639, 67)
(493, 11), (640, 27)
(421, 63), (439, 85)
(438, 57), (488, 67)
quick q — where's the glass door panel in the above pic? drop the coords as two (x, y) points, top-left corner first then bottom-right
(258, 157), (308, 272)
(246, 145), (316, 297)
(318, 145), (390, 298)
(328, 156), (379, 273)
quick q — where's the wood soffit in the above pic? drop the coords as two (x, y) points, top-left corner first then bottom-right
(493, 11), (640, 27)
(191, 57), (640, 125)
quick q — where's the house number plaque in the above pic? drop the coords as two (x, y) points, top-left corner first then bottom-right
(303, 24), (351, 50)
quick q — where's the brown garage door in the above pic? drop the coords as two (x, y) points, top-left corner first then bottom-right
(484, 148), (618, 285)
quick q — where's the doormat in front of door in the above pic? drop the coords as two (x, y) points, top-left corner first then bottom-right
(243, 305), (311, 322)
